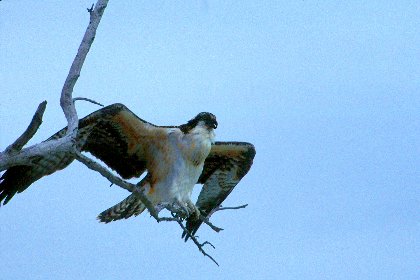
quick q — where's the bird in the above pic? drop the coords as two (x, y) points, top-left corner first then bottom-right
(0, 103), (255, 238)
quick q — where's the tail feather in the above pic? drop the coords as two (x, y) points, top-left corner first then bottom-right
(97, 193), (146, 223)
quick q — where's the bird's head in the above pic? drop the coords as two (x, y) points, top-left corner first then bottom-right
(180, 112), (218, 133)
(195, 112), (218, 129)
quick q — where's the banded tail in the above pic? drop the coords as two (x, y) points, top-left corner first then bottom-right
(97, 193), (146, 223)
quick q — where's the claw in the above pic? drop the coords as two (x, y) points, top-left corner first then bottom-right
(161, 199), (198, 220)
(166, 200), (189, 219)
(186, 200), (200, 221)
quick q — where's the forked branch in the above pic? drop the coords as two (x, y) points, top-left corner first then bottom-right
(0, 0), (109, 172)
(171, 212), (219, 266)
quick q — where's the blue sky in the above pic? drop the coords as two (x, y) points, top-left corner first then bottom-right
(1, 1), (419, 279)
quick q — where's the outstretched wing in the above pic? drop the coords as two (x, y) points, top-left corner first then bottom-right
(73, 103), (166, 179)
(0, 103), (167, 205)
(183, 141), (256, 241)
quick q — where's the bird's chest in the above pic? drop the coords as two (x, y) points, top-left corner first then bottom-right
(177, 127), (214, 166)
(153, 150), (206, 202)
(154, 129), (213, 201)
(174, 130), (212, 183)
(169, 159), (204, 199)
(180, 138), (211, 166)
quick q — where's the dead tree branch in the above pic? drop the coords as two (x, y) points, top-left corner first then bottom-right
(171, 213), (219, 266)
(199, 214), (224, 233)
(60, 0), (109, 138)
(3, 101), (47, 154)
(74, 151), (161, 220)
(73, 97), (104, 107)
(0, 0), (109, 172)
(0, 133), (74, 172)
(212, 204), (248, 213)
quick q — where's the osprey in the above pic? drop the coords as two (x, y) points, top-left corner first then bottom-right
(0, 104), (255, 238)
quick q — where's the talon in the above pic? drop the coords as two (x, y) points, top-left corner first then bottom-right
(167, 200), (191, 219)
(186, 200), (200, 221)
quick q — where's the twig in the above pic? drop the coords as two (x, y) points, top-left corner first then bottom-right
(73, 97), (104, 107)
(171, 213), (219, 266)
(200, 214), (224, 233)
(87, 4), (94, 14)
(200, 241), (215, 249)
(192, 204), (247, 233)
(210, 204), (248, 216)
(4, 101), (47, 154)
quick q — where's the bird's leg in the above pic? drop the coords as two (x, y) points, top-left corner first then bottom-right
(160, 199), (190, 219)
(154, 204), (166, 213)
(160, 199), (199, 220)
(176, 200), (190, 219)
(186, 199), (200, 221)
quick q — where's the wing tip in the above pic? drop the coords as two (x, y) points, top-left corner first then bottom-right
(182, 220), (202, 242)
(0, 169), (23, 206)
(213, 141), (256, 156)
(245, 142), (256, 158)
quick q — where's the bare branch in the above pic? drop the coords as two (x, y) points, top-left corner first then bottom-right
(200, 241), (216, 249)
(73, 97), (104, 107)
(0, 0), (109, 176)
(87, 4), (94, 13)
(171, 213), (219, 266)
(1, 0), (109, 172)
(4, 101), (47, 154)
(210, 204), (248, 215)
(188, 204), (247, 233)
(74, 151), (133, 192)
(0, 137), (74, 172)
(199, 214), (224, 233)
(60, 0), (109, 137)
(74, 151), (160, 220)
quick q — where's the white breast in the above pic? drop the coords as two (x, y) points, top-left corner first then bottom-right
(152, 124), (214, 203)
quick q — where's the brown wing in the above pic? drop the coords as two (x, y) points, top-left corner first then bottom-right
(73, 103), (166, 179)
(0, 103), (167, 205)
(183, 141), (256, 241)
